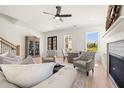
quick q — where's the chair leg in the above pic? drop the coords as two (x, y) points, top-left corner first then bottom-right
(86, 71), (89, 76)
(92, 68), (94, 73)
(63, 57), (65, 62)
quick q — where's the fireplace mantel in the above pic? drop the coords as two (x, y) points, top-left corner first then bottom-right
(103, 16), (124, 38)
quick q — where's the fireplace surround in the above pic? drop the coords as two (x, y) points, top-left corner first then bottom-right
(108, 40), (124, 88)
(102, 15), (124, 88)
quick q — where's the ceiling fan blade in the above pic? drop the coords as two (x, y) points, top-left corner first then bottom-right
(59, 14), (72, 17)
(43, 12), (55, 16)
(56, 6), (61, 15)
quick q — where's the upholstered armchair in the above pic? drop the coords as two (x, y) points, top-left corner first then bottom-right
(42, 50), (57, 63)
(73, 51), (95, 76)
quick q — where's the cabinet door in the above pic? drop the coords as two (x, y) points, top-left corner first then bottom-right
(28, 40), (34, 56)
(34, 41), (40, 56)
(25, 36), (40, 58)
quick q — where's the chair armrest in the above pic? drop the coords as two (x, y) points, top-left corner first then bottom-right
(86, 59), (94, 71)
(73, 57), (80, 61)
(86, 59), (93, 63)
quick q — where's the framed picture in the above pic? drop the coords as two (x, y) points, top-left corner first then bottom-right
(106, 5), (121, 31)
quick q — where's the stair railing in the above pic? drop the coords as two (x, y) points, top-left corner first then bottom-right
(0, 37), (20, 55)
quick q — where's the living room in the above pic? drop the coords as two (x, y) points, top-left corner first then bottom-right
(0, 5), (106, 59)
(0, 1), (124, 90)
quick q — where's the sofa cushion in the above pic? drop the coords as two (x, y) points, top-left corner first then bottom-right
(1, 63), (55, 88)
(33, 66), (77, 88)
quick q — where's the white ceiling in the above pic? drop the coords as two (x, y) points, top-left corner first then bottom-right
(0, 5), (108, 32)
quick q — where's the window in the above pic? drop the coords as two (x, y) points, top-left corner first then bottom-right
(86, 32), (98, 52)
(64, 35), (72, 52)
(48, 36), (57, 50)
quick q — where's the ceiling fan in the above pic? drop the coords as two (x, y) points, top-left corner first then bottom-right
(43, 6), (72, 22)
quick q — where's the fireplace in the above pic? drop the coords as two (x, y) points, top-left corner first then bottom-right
(108, 40), (124, 88)
(109, 53), (124, 87)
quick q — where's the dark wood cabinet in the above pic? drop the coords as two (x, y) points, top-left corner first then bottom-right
(48, 36), (57, 50)
(25, 36), (40, 57)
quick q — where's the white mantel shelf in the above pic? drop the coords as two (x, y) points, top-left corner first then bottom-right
(103, 16), (124, 38)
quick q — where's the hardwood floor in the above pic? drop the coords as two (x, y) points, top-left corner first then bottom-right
(33, 57), (114, 88)
(57, 57), (114, 88)
(83, 62), (113, 88)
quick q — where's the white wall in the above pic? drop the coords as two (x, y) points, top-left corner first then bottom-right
(44, 27), (85, 57)
(0, 14), (44, 59)
(44, 26), (102, 57)
(99, 30), (108, 69)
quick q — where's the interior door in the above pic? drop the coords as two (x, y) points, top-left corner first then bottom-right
(48, 36), (57, 50)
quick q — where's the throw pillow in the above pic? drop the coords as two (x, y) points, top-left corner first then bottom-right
(21, 55), (34, 64)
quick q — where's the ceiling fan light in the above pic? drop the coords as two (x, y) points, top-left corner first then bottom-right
(55, 16), (60, 20)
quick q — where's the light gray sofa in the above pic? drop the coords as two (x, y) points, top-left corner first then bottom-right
(34, 65), (77, 88)
(0, 65), (77, 88)
(73, 51), (95, 76)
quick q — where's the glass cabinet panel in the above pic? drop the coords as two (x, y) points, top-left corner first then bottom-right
(25, 36), (40, 57)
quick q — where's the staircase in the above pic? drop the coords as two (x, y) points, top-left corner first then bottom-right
(0, 37), (20, 55)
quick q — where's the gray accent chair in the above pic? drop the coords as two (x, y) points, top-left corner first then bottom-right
(73, 51), (95, 76)
(67, 53), (79, 63)
(42, 50), (57, 63)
